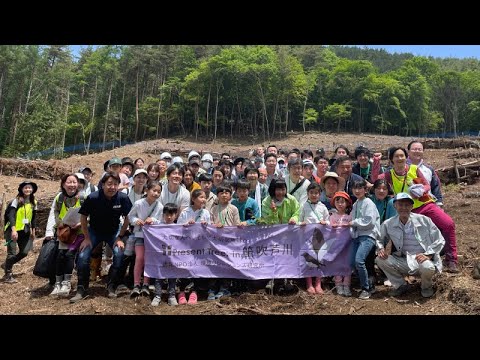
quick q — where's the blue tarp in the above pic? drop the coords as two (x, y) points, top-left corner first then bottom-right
(22, 140), (133, 159)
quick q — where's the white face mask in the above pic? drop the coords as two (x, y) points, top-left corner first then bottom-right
(202, 161), (212, 169)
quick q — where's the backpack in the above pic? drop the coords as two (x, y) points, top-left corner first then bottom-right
(56, 193), (86, 210)
(3, 199), (15, 230)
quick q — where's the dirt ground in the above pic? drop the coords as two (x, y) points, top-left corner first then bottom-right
(0, 132), (479, 315)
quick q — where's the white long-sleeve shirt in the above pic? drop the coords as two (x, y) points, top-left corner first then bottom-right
(177, 206), (211, 225)
(299, 200), (330, 224)
(127, 198), (163, 238)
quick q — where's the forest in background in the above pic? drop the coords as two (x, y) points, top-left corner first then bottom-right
(0, 45), (479, 157)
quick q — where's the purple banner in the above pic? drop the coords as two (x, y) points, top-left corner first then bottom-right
(143, 224), (352, 279)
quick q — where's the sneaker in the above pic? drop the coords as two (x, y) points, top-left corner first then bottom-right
(3, 273), (17, 284)
(58, 281), (71, 297)
(69, 286), (87, 303)
(207, 289), (216, 301)
(421, 287), (434, 298)
(151, 295), (162, 306)
(140, 285), (150, 297)
(358, 289), (371, 300)
(389, 283), (409, 297)
(336, 284), (344, 296)
(130, 285), (141, 298)
(383, 279), (392, 287)
(50, 283), (61, 297)
(215, 288), (231, 299)
(187, 291), (198, 305)
(343, 286), (352, 297)
(168, 294), (178, 306)
(107, 284), (117, 298)
(178, 291), (187, 305)
(265, 279), (274, 290)
(116, 284), (129, 293)
(445, 262), (460, 273)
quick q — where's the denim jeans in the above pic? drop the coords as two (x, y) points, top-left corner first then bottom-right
(76, 228), (123, 288)
(350, 235), (376, 291)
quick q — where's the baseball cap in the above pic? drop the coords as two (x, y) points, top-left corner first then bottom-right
(79, 166), (92, 174)
(189, 158), (201, 166)
(133, 169), (148, 178)
(109, 157), (122, 167)
(172, 156), (184, 165)
(75, 173), (86, 183)
(302, 159), (315, 167)
(201, 153), (213, 162)
(188, 150), (200, 160)
(393, 192), (414, 204)
(160, 152), (172, 160)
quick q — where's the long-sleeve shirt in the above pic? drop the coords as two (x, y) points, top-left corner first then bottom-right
(177, 206), (211, 224)
(377, 213), (445, 271)
(299, 200), (330, 224)
(260, 194), (300, 225)
(350, 197), (380, 240)
(369, 196), (397, 224)
(211, 203), (240, 226)
(231, 197), (260, 225)
(127, 198), (163, 238)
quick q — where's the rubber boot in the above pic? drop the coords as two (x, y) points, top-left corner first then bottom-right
(90, 257), (102, 282)
(306, 277), (315, 294)
(50, 275), (63, 296)
(314, 277), (324, 294)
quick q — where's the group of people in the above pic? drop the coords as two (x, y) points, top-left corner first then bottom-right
(1, 141), (457, 305)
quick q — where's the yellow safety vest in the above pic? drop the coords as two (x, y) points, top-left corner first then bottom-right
(56, 194), (83, 235)
(390, 165), (434, 209)
(14, 201), (36, 231)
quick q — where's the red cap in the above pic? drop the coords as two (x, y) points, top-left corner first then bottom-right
(330, 191), (352, 207)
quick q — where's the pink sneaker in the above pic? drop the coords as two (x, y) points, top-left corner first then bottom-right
(178, 291), (187, 305)
(187, 291), (198, 304)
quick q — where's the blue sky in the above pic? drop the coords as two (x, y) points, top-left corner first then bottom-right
(69, 45), (480, 59)
(356, 45), (480, 59)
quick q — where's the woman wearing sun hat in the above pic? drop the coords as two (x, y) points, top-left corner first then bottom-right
(2, 181), (38, 283)
(319, 172), (346, 211)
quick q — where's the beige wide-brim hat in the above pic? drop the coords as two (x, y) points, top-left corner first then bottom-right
(320, 171), (346, 191)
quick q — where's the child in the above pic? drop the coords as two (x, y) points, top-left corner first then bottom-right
(299, 182), (330, 295)
(231, 180), (260, 226)
(368, 179), (397, 287)
(259, 179), (300, 292)
(329, 191), (353, 296)
(349, 179), (380, 300)
(127, 181), (164, 303)
(198, 173), (217, 213)
(176, 189), (211, 305)
(209, 184), (241, 300)
(157, 203), (180, 306)
(2, 181), (38, 283)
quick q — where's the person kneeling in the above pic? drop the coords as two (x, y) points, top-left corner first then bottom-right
(375, 193), (445, 298)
